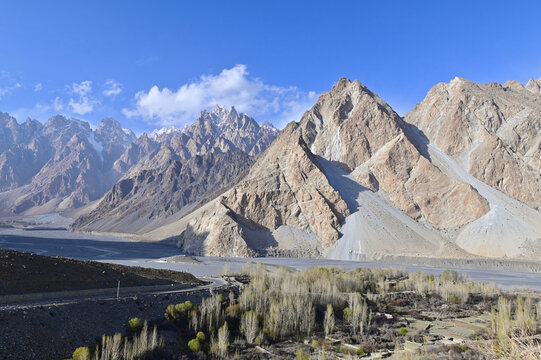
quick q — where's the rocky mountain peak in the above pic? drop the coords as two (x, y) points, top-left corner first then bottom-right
(44, 114), (70, 129)
(95, 117), (136, 147)
(525, 77), (541, 94)
(96, 117), (122, 132)
(298, 77), (403, 169)
(0, 112), (15, 123)
(211, 105), (238, 121)
(43, 116), (93, 147)
(405, 76), (541, 210)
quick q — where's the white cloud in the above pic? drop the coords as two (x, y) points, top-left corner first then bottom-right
(122, 64), (317, 128)
(53, 97), (64, 111)
(66, 80), (96, 115)
(103, 80), (122, 96)
(34, 83), (43, 92)
(0, 82), (22, 99)
(68, 97), (94, 115)
(71, 80), (92, 96)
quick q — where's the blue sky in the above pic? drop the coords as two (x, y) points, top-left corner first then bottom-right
(0, 1), (540, 133)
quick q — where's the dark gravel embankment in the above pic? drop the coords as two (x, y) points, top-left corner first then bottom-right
(0, 249), (201, 295)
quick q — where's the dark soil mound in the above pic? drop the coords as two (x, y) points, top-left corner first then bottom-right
(0, 249), (201, 295)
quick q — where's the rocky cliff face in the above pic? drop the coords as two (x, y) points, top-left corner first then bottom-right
(0, 115), (136, 214)
(71, 106), (277, 233)
(298, 79), (489, 230)
(185, 124), (352, 254)
(0, 114), (52, 192)
(404, 77), (541, 210)
(178, 78), (541, 260)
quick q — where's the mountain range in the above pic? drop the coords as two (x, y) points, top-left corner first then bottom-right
(1, 77), (540, 261)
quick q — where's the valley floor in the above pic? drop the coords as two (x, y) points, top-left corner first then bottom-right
(1, 229), (541, 290)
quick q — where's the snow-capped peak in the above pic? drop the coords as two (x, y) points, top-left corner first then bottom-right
(149, 125), (181, 139)
(261, 120), (279, 133)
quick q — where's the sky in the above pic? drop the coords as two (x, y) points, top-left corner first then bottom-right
(0, 1), (540, 134)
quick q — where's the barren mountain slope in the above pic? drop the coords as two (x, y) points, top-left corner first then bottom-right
(178, 78), (491, 257)
(404, 77), (541, 209)
(72, 150), (253, 234)
(179, 124), (351, 257)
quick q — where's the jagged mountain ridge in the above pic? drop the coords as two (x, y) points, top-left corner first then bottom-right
(70, 106), (278, 233)
(0, 115), (137, 213)
(177, 77), (541, 260)
(2, 76), (540, 261)
(0, 106), (277, 224)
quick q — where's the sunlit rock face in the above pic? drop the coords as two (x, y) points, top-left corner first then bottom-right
(179, 78), (507, 258)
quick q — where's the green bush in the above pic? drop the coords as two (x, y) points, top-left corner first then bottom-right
(164, 304), (176, 320)
(334, 345), (350, 354)
(254, 336), (262, 345)
(356, 348), (366, 356)
(188, 338), (202, 353)
(343, 307), (352, 321)
(449, 294), (461, 304)
(196, 331), (206, 342)
(175, 300), (193, 314)
(128, 317), (143, 332)
(295, 349), (310, 360)
(399, 327), (408, 336)
(72, 347), (90, 360)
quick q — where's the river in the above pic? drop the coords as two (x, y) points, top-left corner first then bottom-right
(1, 229), (540, 291)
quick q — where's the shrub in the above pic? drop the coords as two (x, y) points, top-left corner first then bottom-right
(334, 345), (350, 354)
(128, 317), (142, 332)
(356, 348), (366, 356)
(90, 321), (163, 360)
(449, 294), (461, 304)
(295, 348), (310, 360)
(217, 322), (230, 358)
(399, 327), (408, 336)
(254, 336), (262, 345)
(196, 331), (206, 342)
(324, 304), (335, 336)
(175, 300), (193, 315)
(226, 304), (241, 318)
(188, 338), (202, 353)
(343, 307), (352, 321)
(240, 310), (259, 344)
(72, 347), (90, 360)
(440, 270), (460, 282)
(165, 304), (176, 320)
